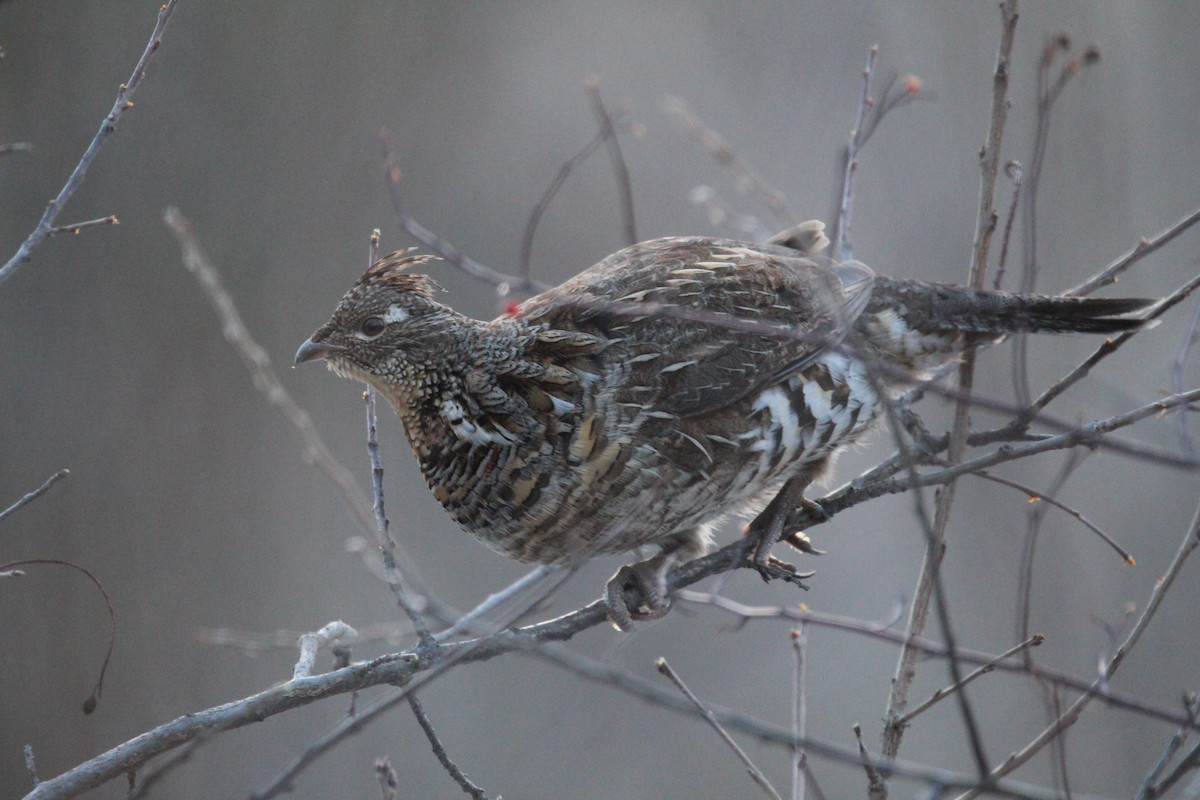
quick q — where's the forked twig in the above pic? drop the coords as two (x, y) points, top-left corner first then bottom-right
(898, 635), (1045, 725)
(0, 1), (177, 287)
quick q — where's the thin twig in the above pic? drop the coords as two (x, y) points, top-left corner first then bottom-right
(833, 52), (923, 261)
(46, 215), (119, 237)
(664, 96), (798, 228)
(518, 117), (632, 278)
(1019, 266), (1200, 427)
(835, 45), (877, 261)
(408, 694), (490, 800)
(125, 737), (208, 800)
(0, 1), (177, 287)
(586, 77), (636, 247)
(0, 469), (69, 524)
(434, 565), (560, 641)
(899, 635), (1045, 725)
(1136, 693), (1200, 800)
(0, 559), (115, 715)
(792, 626), (808, 800)
(853, 724), (886, 796)
(1014, 36), (1100, 406)
(992, 160), (1024, 290)
(1171, 298), (1200, 455)
(1015, 449), (1085, 654)
(967, 467), (1133, 564)
(1067, 205), (1200, 297)
(1143, 737), (1200, 800)
(656, 658), (783, 800)
(163, 208), (436, 605)
(366, 381), (431, 640)
(381, 132), (549, 295)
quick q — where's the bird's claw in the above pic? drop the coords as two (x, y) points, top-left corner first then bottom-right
(605, 560), (672, 632)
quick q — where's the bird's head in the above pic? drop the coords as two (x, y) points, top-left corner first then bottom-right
(294, 249), (465, 396)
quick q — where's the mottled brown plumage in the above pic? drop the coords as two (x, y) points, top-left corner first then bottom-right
(296, 222), (1149, 628)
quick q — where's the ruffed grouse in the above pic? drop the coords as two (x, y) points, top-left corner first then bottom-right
(295, 222), (1148, 629)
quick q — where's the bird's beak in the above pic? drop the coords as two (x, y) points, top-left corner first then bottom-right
(294, 337), (347, 365)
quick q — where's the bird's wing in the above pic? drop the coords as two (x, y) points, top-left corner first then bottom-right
(513, 237), (875, 418)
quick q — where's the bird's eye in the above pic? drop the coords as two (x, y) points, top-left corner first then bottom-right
(360, 316), (386, 337)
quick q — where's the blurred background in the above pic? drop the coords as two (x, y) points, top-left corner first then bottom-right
(2, 2), (1199, 797)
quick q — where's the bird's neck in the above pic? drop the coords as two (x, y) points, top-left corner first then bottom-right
(377, 316), (538, 459)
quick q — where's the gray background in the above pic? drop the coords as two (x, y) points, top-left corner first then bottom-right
(2, 2), (1199, 798)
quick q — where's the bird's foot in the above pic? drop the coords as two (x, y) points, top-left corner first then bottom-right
(746, 496), (825, 582)
(605, 558), (672, 632)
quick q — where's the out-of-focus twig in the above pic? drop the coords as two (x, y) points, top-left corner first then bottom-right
(1013, 36), (1101, 405)
(664, 96), (798, 229)
(586, 76), (636, 247)
(0, 142), (34, 157)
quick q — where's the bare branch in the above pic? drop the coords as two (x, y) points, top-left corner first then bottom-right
(586, 76), (637, 247)
(955, 489), (1200, 798)
(519, 115), (634, 278)
(664, 96), (798, 228)
(163, 208), (438, 605)
(1137, 693), (1200, 800)
(898, 636), (1045, 725)
(832, 48), (922, 261)
(46, 215), (119, 238)
(381, 132), (550, 295)
(0, 1), (177, 287)
(968, 467), (1134, 564)
(0, 559), (115, 715)
(657, 658), (783, 800)
(674, 590), (1194, 731)
(408, 693), (491, 800)
(293, 621), (359, 680)
(792, 626), (808, 800)
(0, 469), (69, 524)
(1067, 205), (1200, 297)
